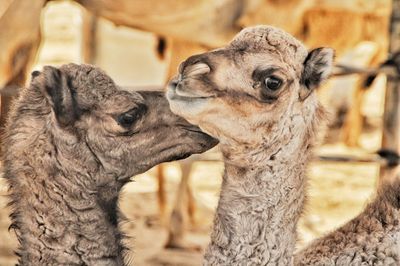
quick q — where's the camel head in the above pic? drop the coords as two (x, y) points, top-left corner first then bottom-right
(27, 64), (217, 181)
(167, 26), (333, 163)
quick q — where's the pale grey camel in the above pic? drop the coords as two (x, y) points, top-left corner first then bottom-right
(167, 25), (400, 265)
(4, 63), (217, 265)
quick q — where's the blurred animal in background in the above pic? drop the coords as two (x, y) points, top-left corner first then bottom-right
(0, 0), (45, 141)
(295, 155), (400, 265)
(323, 42), (381, 145)
(4, 63), (216, 265)
(167, 25), (400, 265)
(326, 49), (400, 146)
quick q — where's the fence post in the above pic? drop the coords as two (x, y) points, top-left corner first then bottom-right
(380, 0), (400, 181)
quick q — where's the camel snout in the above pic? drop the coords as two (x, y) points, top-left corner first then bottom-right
(168, 77), (179, 89)
(179, 53), (211, 78)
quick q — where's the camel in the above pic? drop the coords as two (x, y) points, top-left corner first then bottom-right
(295, 166), (400, 265)
(167, 25), (400, 265)
(4, 63), (217, 265)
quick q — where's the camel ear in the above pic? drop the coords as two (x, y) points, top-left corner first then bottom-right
(300, 47), (334, 101)
(40, 66), (80, 127)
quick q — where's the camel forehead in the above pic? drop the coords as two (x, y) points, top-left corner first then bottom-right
(60, 63), (118, 100)
(229, 26), (308, 70)
(101, 91), (144, 113)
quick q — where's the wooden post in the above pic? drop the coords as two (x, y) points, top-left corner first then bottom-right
(81, 10), (98, 64)
(380, 0), (400, 181)
(157, 164), (167, 221)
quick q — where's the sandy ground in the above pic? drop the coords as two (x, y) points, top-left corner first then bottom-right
(0, 1), (386, 265)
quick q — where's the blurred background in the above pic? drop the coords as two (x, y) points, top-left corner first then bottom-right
(0, 0), (399, 265)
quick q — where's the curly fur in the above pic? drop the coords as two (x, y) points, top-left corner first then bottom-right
(167, 26), (332, 265)
(295, 171), (400, 265)
(4, 63), (216, 265)
(167, 25), (400, 265)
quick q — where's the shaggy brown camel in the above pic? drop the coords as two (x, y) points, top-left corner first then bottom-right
(167, 25), (400, 265)
(295, 167), (400, 265)
(5, 63), (217, 265)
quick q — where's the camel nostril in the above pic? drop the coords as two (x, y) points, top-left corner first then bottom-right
(31, 70), (40, 79)
(183, 63), (211, 77)
(168, 79), (179, 89)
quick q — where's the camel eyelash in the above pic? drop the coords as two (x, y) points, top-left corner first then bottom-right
(115, 105), (147, 128)
(252, 67), (280, 82)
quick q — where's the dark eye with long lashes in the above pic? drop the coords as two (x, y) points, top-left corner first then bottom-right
(116, 105), (147, 128)
(264, 76), (282, 91)
(252, 68), (284, 103)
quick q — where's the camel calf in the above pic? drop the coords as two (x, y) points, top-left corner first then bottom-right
(4, 63), (217, 265)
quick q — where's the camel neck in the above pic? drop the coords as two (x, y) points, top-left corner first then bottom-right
(12, 172), (126, 265)
(7, 145), (126, 265)
(204, 141), (311, 265)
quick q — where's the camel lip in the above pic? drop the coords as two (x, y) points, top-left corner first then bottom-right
(167, 84), (213, 101)
(175, 86), (214, 98)
(177, 123), (207, 135)
(182, 126), (208, 135)
(177, 124), (219, 145)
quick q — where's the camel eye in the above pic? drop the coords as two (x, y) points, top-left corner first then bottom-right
(118, 113), (135, 127)
(264, 76), (282, 91)
(116, 105), (147, 128)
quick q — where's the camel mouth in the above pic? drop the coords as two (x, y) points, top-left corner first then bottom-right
(160, 128), (218, 163)
(167, 80), (214, 101)
(176, 86), (208, 98)
(178, 124), (219, 145)
(182, 126), (209, 136)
